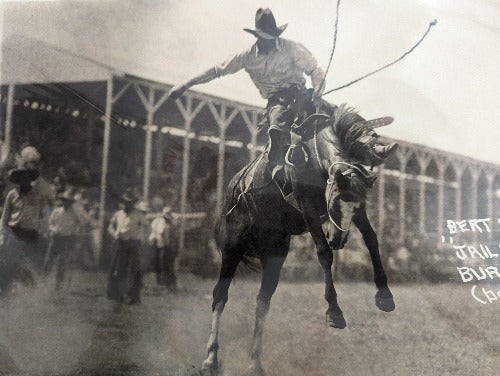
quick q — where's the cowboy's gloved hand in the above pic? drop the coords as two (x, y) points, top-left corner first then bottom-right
(312, 83), (325, 110)
(312, 94), (323, 112)
(168, 84), (187, 101)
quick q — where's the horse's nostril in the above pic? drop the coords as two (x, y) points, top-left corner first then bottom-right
(327, 230), (343, 250)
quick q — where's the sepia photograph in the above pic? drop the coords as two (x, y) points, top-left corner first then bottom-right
(0, 1), (499, 375)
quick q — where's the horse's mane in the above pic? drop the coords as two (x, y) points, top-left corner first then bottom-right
(329, 103), (365, 154)
(303, 102), (365, 155)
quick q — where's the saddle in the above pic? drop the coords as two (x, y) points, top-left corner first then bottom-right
(236, 148), (300, 212)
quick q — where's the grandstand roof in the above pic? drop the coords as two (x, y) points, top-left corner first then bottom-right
(0, 35), (119, 85)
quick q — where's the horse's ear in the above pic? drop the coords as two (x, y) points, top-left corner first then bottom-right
(334, 169), (350, 190)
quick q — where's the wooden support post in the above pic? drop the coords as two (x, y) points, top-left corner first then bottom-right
(208, 103), (239, 215)
(437, 166), (445, 236)
(176, 95), (205, 251)
(377, 166), (386, 238)
(143, 88), (155, 202)
(5, 84), (15, 151)
(97, 77), (114, 256)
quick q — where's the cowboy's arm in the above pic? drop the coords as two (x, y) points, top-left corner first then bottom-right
(292, 42), (326, 99)
(107, 212), (118, 238)
(0, 191), (13, 228)
(48, 209), (57, 234)
(168, 51), (248, 100)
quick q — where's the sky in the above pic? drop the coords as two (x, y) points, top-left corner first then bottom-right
(1, 0), (499, 164)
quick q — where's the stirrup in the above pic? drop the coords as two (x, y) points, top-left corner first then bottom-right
(285, 144), (309, 167)
(271, 164), (284, 181)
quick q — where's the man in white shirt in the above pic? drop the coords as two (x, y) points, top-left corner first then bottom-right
(106, 191), (146, 304)
(0, 167), (40, 295)
(43, 190), (80, 290)
(149, 206), (177, 290)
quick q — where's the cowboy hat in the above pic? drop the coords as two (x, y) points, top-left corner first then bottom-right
(135, 201), (151, 212)
(243, 8), (287, 39)
(58, 190), (75, 202)
(8, 168), (39, 184)
(119, 189), (137, 204)
(161, 206), (173, 218)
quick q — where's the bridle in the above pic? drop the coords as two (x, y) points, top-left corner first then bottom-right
(314, 121), (361, 233)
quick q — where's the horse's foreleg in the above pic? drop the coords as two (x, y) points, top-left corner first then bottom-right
(313, 235), (346, 329)
(249, 254), (286, 376)
(300, 203), (346, 328)
(201, 251), (242, 373)
(353, 207), (395, 312)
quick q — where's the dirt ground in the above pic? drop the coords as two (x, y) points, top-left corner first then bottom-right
(0, 271), (498, 375)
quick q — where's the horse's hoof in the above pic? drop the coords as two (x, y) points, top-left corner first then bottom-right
(375, 289), (395, 312)
(201, 359), (219, 375)
(326, 310), (346, 329)
(244, 361), (266, 376)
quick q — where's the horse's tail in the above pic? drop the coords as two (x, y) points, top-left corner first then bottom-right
(239, 255), (261, 273)
(214, 207), (261, 274)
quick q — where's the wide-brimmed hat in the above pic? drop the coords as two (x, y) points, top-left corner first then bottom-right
(59, 190), (75, 202)
(8, 168), (39, 184)
(119, 190), (137, 204)
(243, 8), (287, 39)
(135, 201), (150, 212)
(161, 206), (173, 218)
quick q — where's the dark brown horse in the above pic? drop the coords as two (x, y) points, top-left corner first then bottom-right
(201, 103), (395, 375)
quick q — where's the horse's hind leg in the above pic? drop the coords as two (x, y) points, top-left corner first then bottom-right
(248, 234), (289, 375)
(201, 249), (242, 373)
(353, 206), (395, 312)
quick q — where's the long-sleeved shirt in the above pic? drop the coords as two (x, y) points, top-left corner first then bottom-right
(49, 206), (80, 236)
(108, 209), (146, 241)
(1, 187), (45, 231)
(149, 216), (171, 248)
(206, 38), (325, 99)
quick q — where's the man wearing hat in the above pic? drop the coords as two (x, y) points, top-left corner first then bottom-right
(18, 146), (54, 263)
(106, 191), (147, 304)
(43, 190), (80, 290)
(0, 167), (41, 294)
(168, 8), (396, 174)
(149, 206), (177, 290)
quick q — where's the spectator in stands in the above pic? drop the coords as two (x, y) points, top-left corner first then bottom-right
(72, 191), (98, 269)
(43, 190), (80, 290)
(149, 206), (177, 290)
(106, 191), (146, 305)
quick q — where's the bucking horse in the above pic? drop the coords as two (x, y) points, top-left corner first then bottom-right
(200, 94), (396, 375)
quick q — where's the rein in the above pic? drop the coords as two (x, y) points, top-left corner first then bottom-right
(314, 122), (355, 233)
(325, 161), (361, 233)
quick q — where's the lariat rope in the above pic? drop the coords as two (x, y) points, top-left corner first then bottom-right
(318, 0), (341, 93)
(321, 19), (437, 96)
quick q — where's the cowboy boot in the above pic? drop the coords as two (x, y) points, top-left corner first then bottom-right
(350, 133), (398, 167)
(373, 142), (398, 160)
(367, 141), (398, 166)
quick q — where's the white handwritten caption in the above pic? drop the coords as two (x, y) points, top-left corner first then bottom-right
(443, 218), (500, 304)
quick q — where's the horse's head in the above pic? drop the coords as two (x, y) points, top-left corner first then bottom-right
(324, 164), (376, 249)
(305, 104), (377, 249)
